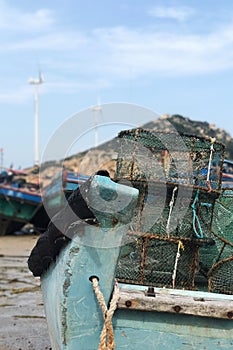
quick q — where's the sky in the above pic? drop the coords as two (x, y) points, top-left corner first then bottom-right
(1, 0), (233, 169)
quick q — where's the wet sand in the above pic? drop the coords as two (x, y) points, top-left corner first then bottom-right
(0, 235), (51, 350)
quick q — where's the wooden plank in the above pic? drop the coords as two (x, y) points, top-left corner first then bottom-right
(118, 288), (233, 320)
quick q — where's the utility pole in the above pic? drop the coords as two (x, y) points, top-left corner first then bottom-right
(28, 72), (44, 167)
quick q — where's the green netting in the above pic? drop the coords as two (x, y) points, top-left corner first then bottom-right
(195, 231), (233, 292)
(199, 188), (233, 277)
(114, 128), (233, 293)
(203, 188), (233, 294)
(116, 235), (198, 289)
(124, 180), (217, 239)
(208, 257), (233, 295)
(212, 188), (233, 246)
(116, 128), (225, 191)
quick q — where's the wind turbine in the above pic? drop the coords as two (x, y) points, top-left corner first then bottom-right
(90, 97), (102, 148)
(28, 70), (44, 167)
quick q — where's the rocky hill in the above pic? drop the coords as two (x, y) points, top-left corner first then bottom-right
(69, 113), (233, 166)
(35, 114), (233, 184)
(143, 114), (233, 160)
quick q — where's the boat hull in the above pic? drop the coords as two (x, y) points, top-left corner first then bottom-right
(0, 217), (24, 235)
(43, 172), (90, 217)
(41, 226), (126, 349)
(41, 236), (233, 350)
(0, 186), (41, 234)
(112, 309), (233, 349)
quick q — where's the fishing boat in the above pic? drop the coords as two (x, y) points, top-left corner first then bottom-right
(0, 168), (42, 235)
(222, 159), (233, 188)
(40, 130), (233, 349)
(43, 170), (89, 217)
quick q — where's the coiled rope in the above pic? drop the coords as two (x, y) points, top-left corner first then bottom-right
(91, 277), (119, 350)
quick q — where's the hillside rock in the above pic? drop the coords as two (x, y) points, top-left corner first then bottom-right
(28, 114), (233, 184)
(143, 114), (233, 160)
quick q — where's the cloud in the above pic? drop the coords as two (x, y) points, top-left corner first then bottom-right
(0, 1), (54, 31)
(0, 85), (32, 104)
(1, 2), (233, 102)
(83, 25), (233, 77)
(148, 6), (195, 22)
(44, 79), (112, 94)
(3, 22), (233, 103)
(2, 32), (87, 51)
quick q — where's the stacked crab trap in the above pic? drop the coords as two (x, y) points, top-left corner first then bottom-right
(208, 188), (233, 294)
(114, 128), (230, 292)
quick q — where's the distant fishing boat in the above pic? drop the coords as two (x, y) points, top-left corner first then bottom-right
(43, 170), (90, 217)
(222, 159), (233, 188)
(0, 168), (42, 235)
(40, 130), (233, 349)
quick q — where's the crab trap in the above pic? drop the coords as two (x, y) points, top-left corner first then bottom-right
(115, 128), (227, 290)
(207, 188), (233, 294)
(116, 234), (200, 289)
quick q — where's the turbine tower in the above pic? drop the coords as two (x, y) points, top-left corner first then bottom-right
(91, 97), (102, 147)
(28, 71), (44, 167)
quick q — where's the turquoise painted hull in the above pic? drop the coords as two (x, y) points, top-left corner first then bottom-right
(113, 310), (233, 350)
(43, 172), (89, 216)
(41, 236), (233, 350)
(41, 227), (124, 350)
(41, 176), (233, 349)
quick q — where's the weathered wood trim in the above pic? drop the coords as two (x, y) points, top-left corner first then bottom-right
(118, 288), (233, 320)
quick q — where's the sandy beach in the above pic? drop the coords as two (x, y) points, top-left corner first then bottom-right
(0, 235), (51, 350)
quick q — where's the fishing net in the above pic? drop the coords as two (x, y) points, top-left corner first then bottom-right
(116, 128), (224, 190)
(206, 188), (233, 294)
(211, 188), (233, 248)
(208, 257), (233, 295)
(115, 128), (226, 290)
(116, 235), (199, 289)
(119, 180), (218, 239)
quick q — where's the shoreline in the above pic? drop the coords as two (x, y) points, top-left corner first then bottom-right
(0, 235), (51, 350)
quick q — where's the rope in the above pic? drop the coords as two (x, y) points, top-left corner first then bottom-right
(91, 277), (119, 350)
(191, 189), (204, 238)
(172, 240), (184, 289)
(166, 186), (178, 238)
(206, 137), (216, 191)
